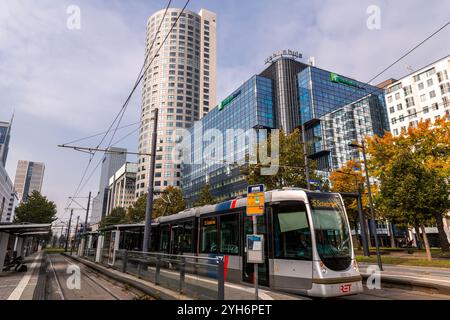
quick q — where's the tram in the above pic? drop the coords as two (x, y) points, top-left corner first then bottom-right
(102, 188), (363, 298)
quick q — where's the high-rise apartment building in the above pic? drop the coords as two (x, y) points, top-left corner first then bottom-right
(381, 55), (450, 136)
(13, 160), (45, 202)
(90, 147), (127, 224)
(135, 8), (217, 198)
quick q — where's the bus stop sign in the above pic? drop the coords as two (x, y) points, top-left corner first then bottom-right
(247, 185), (265, 216)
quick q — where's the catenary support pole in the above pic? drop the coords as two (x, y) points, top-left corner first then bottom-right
(143, 108), (159, 252)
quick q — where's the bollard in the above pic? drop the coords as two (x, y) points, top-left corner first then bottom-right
(217, 257), (225, 300)
(121, 250), (128, 273)
(179, 257), (186, 294)
(155, 255), (161, 285)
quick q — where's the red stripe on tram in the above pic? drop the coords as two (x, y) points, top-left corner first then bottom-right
(230, 199), (237, 209)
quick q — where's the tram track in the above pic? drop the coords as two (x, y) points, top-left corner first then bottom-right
(46, 254), (138, 300)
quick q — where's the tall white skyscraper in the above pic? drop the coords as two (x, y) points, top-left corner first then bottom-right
(135, 8), (217, 198)
(13, 160), (45, 202)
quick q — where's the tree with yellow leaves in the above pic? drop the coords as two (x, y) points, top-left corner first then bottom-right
(366, 116), (450, 256)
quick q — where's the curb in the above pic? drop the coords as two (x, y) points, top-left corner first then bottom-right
(361, 273), (450, 296)
(62, 253), (190, 300)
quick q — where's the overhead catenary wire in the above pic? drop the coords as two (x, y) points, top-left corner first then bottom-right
(59, 0), (191, 222)
(59, 0), (178, 221)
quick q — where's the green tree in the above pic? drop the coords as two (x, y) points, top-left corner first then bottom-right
(153, 186), (186, 217)
(241, 129), (320, 190)
(14, 191), (57, 224)
(99, 207), (127, 229)
(367, 117), (450, 253)
(377, 151), (450, 260)
(194, 184), (216, 207)
(126, 194), (147, 223)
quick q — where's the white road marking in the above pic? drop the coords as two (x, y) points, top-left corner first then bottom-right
(7, 252), (42, 300)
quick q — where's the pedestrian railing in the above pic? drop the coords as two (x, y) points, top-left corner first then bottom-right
(111, 250), (225, 300)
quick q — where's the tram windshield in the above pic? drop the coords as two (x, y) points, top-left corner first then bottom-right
(309, 193), (352, 271)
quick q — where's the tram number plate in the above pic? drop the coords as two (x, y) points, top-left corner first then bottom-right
(340, 284), (352, 294)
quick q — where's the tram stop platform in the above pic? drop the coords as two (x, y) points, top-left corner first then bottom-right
(0, 223), (51, 300)
(65, 253), (308, 300)
(0, 251), (46, 300)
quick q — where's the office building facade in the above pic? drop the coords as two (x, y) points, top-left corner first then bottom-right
(90, 147), (127, 224)
(105, 162), (137, 215)
(0, 120), (12, 167)
(182, 55), (388, 204)
(382, 55), (450, 136)
(13, 160), (45, 202)
(136, 8), (217, 198)
(298, 67), (388, 170)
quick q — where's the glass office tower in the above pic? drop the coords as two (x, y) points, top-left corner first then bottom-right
(182, 57), (389, 205)
(182, 75), (274, 204)
(298, 67), (389, 170)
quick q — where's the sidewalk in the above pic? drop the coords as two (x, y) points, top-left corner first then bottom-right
(359, 263), (450, 295)
(0, 251), (46, 300)
(66, 254), (307, 300)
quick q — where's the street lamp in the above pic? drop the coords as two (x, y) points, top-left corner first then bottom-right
(335, 170), (370, 257)
(348, 140), (383, 271)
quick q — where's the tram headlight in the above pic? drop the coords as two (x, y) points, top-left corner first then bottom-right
(353, 260), (359, 271)
(319, 261), (327, 274)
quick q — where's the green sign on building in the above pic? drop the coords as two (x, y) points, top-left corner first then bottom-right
(219, 90), (241, 111)
(330, 73), (362, 88)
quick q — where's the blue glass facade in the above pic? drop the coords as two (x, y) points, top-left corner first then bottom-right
(298, 67), (388, 170)
(182, 59), (389, 205)
(182, 76), (274, 204)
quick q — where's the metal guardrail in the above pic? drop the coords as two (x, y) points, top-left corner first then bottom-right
(112, 250), (225, 300)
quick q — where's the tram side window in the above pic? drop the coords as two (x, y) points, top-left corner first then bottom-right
(220, 214), (239, 255)
(181, 221), (194, 253)
(200, 217), (217, 253)
(159, 226), (170, 252)
(274, 203), (312, 260)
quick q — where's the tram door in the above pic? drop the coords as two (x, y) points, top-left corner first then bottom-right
(242, 215), (269, 286)
(170, 225), (183, 255)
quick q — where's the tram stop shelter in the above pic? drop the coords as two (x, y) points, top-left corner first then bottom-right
(0, 223), (52, 273)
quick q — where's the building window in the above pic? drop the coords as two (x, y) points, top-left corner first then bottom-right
(405, 97), (415, 108)
(397, 104), (403, 111)
(389, 106), (395, 113)
(404, 85), (412, 96)
(418, 83), (424, 90)
(428, 90), (436, 99)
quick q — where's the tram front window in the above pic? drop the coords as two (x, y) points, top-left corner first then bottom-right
(309, 194), (352, 271)
(274, 202), (312, 260)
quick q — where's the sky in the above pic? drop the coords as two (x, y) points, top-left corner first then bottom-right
(0, 0), (449, 223)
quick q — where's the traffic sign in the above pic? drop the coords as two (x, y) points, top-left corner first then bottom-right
(246, 184), (265, 216)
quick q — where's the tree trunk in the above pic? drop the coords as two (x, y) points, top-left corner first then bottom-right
(420, 225), (432, 261)
(433, 212), (450, 252)
(414, 225), (422, 249)
(389, 222), (396, 248)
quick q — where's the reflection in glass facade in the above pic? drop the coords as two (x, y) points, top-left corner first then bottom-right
(182, 58), (389, 205)
(182, 76), (274, 204)
(320, 95), (389, 170)
(298, 67), (389, 170)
